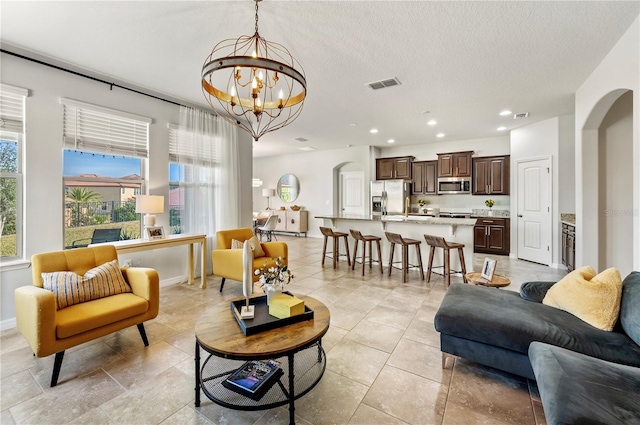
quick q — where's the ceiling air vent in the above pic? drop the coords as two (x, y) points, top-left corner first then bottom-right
(367, 77), (401, 90)
(514, 112), (529, 119)
(294, 137), (308, 142)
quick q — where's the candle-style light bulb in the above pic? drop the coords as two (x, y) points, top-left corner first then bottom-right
(278, 89), (284, 108)
(252, 78), (258, 89)
(230, 86), (236, 97)
(252, 50), (257, 58)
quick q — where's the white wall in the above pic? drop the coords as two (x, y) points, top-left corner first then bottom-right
(575, 16), (640, 273)
(0, 53), (254, 327)
(510, 115), (575, 267)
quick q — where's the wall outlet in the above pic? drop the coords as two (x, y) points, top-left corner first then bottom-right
(123, 259), (133, 268)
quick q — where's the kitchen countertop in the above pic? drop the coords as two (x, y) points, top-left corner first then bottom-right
(561, 213), (575, 225)
(314, 214), (477, 226)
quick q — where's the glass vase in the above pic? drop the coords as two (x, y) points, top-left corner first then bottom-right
(264, 283), (283, 305)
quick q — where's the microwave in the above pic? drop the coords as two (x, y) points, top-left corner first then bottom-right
(438, 177), (471, 194)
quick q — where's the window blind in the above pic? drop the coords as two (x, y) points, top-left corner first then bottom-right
(0, 84), (28, 133)
(168, 123), (219, 163)
(61, 98), (152, 158)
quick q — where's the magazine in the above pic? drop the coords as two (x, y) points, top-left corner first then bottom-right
(222, 359), (283, 400)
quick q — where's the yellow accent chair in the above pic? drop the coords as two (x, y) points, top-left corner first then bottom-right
(212, 227), (288, 292)
(14, 245), (159, 387)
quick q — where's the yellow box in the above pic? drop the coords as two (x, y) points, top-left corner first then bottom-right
(269, 294), (305, 319)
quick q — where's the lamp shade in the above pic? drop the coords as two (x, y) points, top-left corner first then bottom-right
(135, 195), (164, 214)
(262, 189), (276, 198)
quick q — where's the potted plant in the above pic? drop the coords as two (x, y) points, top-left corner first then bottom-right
(485, 199), (495, 216)
(255, 256), (294, 304)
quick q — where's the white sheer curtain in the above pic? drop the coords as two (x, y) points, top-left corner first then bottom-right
(176, 106), (240, 274)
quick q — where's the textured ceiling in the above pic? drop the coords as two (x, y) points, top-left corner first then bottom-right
(1, 1), (638, 158)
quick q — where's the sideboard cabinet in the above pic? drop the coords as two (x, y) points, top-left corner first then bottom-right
(270, 210), (308, 237)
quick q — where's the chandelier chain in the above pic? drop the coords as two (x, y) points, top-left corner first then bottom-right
(254, 0), (259, 34)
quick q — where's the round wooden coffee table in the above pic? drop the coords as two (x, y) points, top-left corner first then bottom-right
(465, 272), (511, 288)
(195, 295), (330, 425)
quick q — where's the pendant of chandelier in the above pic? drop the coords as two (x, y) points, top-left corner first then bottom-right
(201, 0), (307, 141)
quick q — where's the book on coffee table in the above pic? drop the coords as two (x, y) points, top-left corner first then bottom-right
(222, 359), (283, 400)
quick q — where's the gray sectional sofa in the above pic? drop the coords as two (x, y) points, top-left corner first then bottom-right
(434, 271), (640, 424)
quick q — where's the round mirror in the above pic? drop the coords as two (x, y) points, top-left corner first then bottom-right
(277, 173), (300, 203)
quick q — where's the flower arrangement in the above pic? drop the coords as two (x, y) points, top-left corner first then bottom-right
(485, 199), (495, 208)
(254, 256), (293, 288)
(418, 199), (427, 207)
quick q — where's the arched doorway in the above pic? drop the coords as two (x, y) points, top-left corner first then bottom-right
(580, 89), (635, 276)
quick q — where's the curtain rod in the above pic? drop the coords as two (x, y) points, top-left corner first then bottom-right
(1, 48), (184, 107)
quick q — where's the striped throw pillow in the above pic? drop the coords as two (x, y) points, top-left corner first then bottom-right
(42, 259), (132, 309)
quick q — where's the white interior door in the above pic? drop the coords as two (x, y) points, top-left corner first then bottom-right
(517, 158), (552, 265)
(340, 171), (365, 215)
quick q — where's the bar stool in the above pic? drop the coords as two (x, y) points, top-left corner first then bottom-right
(423, 235), (468, 286)
(349, 229), (383, 276)
(384, 232), (425, 283)
(320, 227), (351, 269)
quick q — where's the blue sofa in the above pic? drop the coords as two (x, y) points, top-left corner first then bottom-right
(434, 271), (640, 424)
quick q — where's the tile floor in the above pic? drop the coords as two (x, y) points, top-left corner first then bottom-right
(1, 235), (567, 425)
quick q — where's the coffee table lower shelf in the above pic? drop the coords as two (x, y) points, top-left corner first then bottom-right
(196, 341), (326, 413)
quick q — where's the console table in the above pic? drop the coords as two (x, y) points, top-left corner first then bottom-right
(195, 295), (330, 425)
(90, 233), (208, 288)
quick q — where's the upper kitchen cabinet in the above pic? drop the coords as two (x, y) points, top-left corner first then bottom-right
(437, 151), (473, 177)
(412, 160), (438, 195)
(376, 156), (414, 180)
(472, 155), (510, 195)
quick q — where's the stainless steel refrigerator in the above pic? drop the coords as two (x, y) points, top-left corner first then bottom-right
(371, 180), (411, 215)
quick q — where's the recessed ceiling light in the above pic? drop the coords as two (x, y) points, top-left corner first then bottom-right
(427, 119), (437, 126)
(350, 123), (357, 127)
(422, 110), (431, 115)
(497, 126), (507, 131)
(436, 133), (445, 138)
(370, 128), (378, 134)
(387, 139), (395, 144)
(499, 110), (512, 116)
(299, 146), (316, 152)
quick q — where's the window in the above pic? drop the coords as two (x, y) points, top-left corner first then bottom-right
(168, 124), (220, 235)
(0, 84), (28, 261)
(61, 99), (150, 248)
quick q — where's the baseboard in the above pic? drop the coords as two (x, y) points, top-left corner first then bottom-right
(160, 276), (188, 287)
(1, 318), (17, 331)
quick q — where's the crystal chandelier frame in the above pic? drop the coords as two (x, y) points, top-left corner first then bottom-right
(201, 0), (306, 141)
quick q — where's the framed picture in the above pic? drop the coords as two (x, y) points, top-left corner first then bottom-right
(481, 258), (497, 281)
(146, 226), (165, 240)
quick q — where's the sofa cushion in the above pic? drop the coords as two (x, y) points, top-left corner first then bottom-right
(434, 283), (640, 367)
(56, 293), (149, 339)
(529, 342), (640, 425)
(42, 259), (132, 309)
(620, 271), (640, 347)
(543, 266), (622, 331)
(519, 281), (555, 303)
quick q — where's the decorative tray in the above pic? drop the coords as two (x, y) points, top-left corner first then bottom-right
(230, 292), (314, 336)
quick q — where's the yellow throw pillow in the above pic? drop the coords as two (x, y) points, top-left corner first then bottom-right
(247, 235), (265, 257)
(42, 259), (132, 309)
(542, 266), (622, 331)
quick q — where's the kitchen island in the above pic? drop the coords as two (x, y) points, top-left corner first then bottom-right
(315, 214), (476, 277)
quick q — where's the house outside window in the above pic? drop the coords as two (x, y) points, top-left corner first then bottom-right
(61, 99), (150, 249)
(0, 84), (28, 261)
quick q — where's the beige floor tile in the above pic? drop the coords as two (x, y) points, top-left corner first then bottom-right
(387, 338), (452, 384)
(329, 304), (368, 331)
(0, 345), (37, 380)
(403, 318), (440, 348)
(196, 399), (266, 425)
(0, 329), (30, 355)
(1, 409), (16, 425)
(321, 325), (348, 353)
(326, 339), (389, 386)
(156, 405), (214, 425)
(9, 370), (124, 424)
(253, 406), (313, 425)
(348, 404), (410, 425)
(363, 365), (448, 425)
(445, 359), (534, 425)
(0, 369), (43, 411)
(344, 319), (404, 353)
(294, 370), (369, 425)
(364, 304), (416, 330)
(307, 285), (353, 307)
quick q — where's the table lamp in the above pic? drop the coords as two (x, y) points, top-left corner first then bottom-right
(262, 188), (276, 210)
(135, 195), (164, 238)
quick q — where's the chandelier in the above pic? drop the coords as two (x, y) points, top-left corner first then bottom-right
(201, 0), (306, 141)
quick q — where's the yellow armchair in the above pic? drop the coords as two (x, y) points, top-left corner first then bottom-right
(14, 245), (159, 387)
(212, 227), (288, 292)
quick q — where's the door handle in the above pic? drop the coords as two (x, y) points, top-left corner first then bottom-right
(517, 214), (523, 218)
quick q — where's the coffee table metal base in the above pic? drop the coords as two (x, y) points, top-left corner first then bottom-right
(195, 340), (326, 425)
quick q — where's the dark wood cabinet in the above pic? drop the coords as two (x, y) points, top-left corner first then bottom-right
(562, 223), (575, 272)
(411, 160), (437, 195)
(472, 155), (510, 195)
(473, 218), (510, 255)
(437, 151), (473, 177)
(376, 156), (414, 180)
